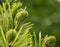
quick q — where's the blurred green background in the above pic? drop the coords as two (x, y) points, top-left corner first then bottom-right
(0, 0), (60, 47)
(20, 0), (60, 47)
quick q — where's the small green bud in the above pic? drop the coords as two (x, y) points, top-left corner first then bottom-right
(14, 8), (28, 25)
(6, 29), (17, 42)
(42, 36), (56, 47)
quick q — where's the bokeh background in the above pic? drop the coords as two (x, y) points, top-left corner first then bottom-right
(0, 0), (60, 47)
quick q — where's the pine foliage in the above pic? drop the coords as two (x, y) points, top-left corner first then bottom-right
(0, 0), (56, 47)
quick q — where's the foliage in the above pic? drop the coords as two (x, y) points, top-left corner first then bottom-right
(0, 0), (56, 47)
(19, 0), (60, 47)
(33, 32), (56, 47)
